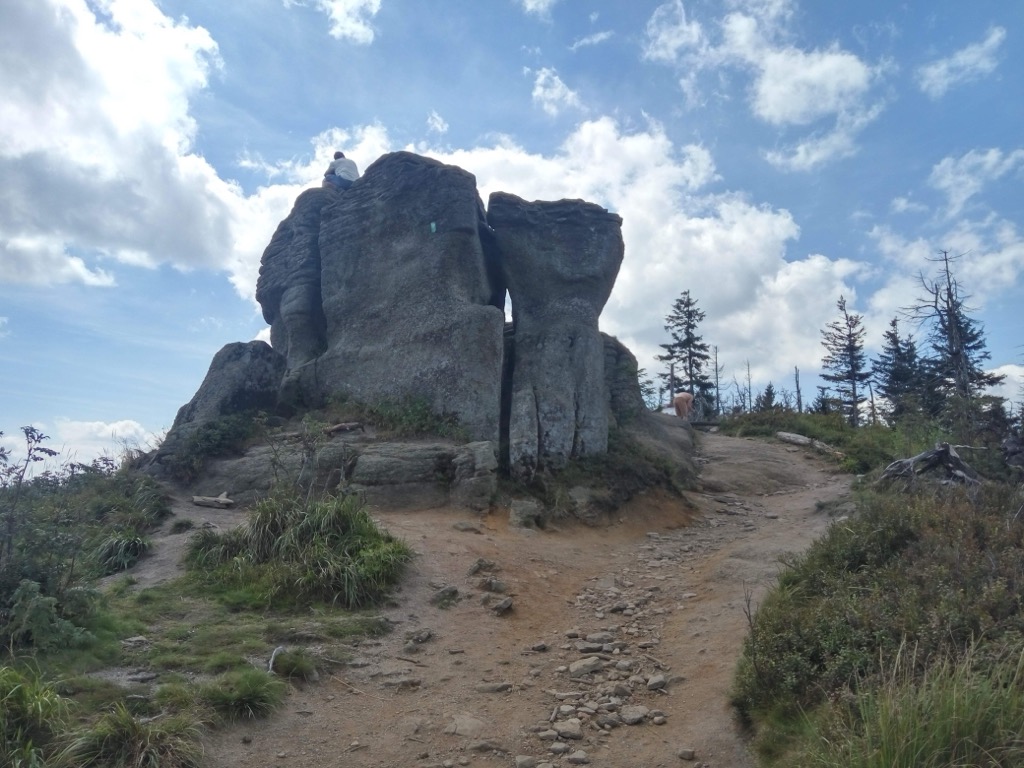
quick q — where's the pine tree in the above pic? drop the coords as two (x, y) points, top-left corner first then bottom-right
(656, 290), (714, 407)
(872, 317), (926, 422)
(820, 296), (871, 427)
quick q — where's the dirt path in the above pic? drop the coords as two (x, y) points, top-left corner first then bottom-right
(184, 432), (851, 768)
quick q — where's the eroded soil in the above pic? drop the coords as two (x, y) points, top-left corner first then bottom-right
(131, 431), (852, 768)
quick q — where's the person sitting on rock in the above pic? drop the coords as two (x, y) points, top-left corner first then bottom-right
(323, 151), (359, 191)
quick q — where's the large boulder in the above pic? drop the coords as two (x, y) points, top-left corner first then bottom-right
(488, 193), (624, 479)
(255, 188), (334, 372)
(603, 333), (646, 428)
(148, 341), (286, 477)
(306, 152), (505, 442)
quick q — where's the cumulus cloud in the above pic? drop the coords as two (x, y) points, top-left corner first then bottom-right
(285, 0), (382, 44)
(0, 0), (232, 286)
(53, 418), (160, 463)
(928, 147), (1024, 218)
(642, 0), (887, 170)
(749, 44), (875, 126)
(570, 31), (613, 52)
(530, 68), (584, 116)
(764, 102), (885, 171)
(642, 0), (704, 63)
(917, 26), (1006, 99)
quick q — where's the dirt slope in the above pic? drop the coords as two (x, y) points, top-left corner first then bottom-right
(163, 431), (851, 768)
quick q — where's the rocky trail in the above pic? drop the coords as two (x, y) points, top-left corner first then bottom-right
(137, 432), (852, 768)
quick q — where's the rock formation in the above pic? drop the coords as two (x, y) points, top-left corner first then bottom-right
(488, 193), (624, 479)
(151, 151), (645, 500)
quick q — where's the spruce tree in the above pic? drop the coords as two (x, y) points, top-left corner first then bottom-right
(656, 290), (714, 407)
(820, 296), (871, 427)
(909, 251), (1005, 430)
(872, 317), (926, 422)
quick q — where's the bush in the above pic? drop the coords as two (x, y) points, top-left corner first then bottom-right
(733, 483), (1024, 762)
(270, 648), (318, 681)
(165, 414), (259, 483)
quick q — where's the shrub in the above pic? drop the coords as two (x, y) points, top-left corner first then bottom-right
(61, 703), (203, 768)
(734, 482), (1024, 762)
(165, 414), (259, 483)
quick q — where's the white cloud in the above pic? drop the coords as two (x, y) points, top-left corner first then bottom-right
(988, 364), (1024, 405)
(764, 101), (885, 171)
(290, 0), (382, 44)
(928, 147), (1024, 218)
(427, 110), (449, 134)
(917, 26), (1006, 99)
(642, 0), (705, 63)
(0, 0), (232, 286)
(642, 1), (887, 170)
(530, 67), (584, 116)
(0, 317), (8, 338)
(750, 44), (875, 126)
(517, 0), (558, 17)
(570, 31), (613, 52)
(0, 419), (158, 469)
(891, 196), (928, 215)
(53, 418), (159, 464)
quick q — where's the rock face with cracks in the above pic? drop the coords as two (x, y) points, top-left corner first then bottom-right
(151, 151), (643, 503)
(488, 192), (624, 480)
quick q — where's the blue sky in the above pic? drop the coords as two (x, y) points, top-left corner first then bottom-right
(2, 0), (1023, 463)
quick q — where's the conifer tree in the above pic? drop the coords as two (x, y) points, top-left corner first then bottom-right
(872, 317), (927, 422)
(656, 290), (714, 406)
(820, 296), (871, 427)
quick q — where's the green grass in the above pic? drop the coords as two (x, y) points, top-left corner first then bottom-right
(186, 491), (413, 609)
(799, 644), (1024, 768)
(61, 702), (204, 768)
(733, 481), (1024, 764)
(199, 669), (286, 722)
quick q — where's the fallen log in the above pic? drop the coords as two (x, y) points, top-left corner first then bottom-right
(775, 431), (844, 458)
(877, 442), (980, 487)
(191, 491), (235, 509)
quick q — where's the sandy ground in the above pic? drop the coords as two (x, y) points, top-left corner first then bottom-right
(131, 431), (852, 768)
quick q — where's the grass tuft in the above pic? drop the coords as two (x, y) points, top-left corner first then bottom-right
(60, 703), (203, 768)
(199, 669), (286, 722)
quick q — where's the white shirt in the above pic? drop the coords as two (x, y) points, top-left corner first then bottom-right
(329, 157), (359, 182)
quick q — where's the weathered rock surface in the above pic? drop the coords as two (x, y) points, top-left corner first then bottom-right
(305, 152), (505, 443)
(149, 342), (286, 478)
(488, 192), (624, 480)
(255, 188), (334, 372)
(183, 434), (497, 510)
(151, 151), (663, 512)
